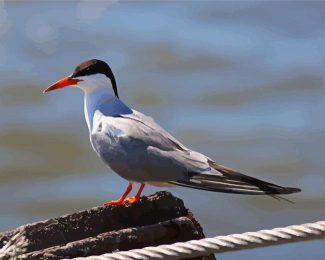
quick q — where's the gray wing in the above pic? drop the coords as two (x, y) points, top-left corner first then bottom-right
(91, 110), (214, 183)
(120, 110), (189, 152)
(92, 110), (301, 196)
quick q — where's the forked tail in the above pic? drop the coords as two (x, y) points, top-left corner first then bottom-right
(169, 160), (301, 198)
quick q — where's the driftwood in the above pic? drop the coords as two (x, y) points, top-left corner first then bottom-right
(0, 191), (215, 260)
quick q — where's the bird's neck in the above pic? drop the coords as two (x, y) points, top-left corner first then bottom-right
(84, 88), (131, 131)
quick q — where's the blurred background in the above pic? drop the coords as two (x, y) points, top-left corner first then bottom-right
(0, 1), (324, 259)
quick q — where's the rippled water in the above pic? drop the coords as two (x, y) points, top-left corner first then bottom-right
(0, 1), (324, 259)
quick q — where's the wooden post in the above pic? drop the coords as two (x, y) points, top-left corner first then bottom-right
(0, 191), (215, 260)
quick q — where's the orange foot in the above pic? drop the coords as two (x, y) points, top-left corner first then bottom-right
(124, 196), (140, 204)
(104, 199), (124, 206)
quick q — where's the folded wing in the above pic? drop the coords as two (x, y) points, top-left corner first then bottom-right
(104, 110), (301, 196)
(170, 160), (301, 195)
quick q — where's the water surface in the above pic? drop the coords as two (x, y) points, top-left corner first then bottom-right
(0, 1), (324, 259)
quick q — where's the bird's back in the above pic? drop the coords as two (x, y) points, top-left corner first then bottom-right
(90, 109), (214, 183)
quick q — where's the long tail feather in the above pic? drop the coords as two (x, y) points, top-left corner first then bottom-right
(169, 160), (301, 196)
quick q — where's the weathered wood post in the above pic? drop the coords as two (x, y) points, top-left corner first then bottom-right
(0, 191), (215, 260)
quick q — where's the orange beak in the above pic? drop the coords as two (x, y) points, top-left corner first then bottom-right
(43, 77), (82, 93)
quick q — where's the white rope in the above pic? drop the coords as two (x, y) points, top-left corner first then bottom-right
(72, 220), (325, 260)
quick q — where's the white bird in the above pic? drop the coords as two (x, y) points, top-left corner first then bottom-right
(44, 59), (300, 205)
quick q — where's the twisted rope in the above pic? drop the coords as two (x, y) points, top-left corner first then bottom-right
(73, 220), (325, 260)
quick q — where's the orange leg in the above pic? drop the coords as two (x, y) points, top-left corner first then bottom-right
(124, 184), (145, 204)
(105, 182), (133, 205)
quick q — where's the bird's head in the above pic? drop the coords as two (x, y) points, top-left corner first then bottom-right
(43, 59), (118, 97)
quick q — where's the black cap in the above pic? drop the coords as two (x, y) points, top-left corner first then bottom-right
(71, 59), (118, 97)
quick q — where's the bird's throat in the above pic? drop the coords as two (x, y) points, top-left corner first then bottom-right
(84, 89), (131, 132)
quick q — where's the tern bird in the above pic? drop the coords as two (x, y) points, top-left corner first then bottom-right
(44, 59), (301, 205)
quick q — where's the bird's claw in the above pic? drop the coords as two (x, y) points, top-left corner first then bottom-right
(104, 199), (124, 206)
(124, 196), (140, 204)
(104, 196), (140, 206)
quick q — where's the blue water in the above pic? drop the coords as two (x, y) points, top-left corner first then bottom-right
(0, 1), (324, 259)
